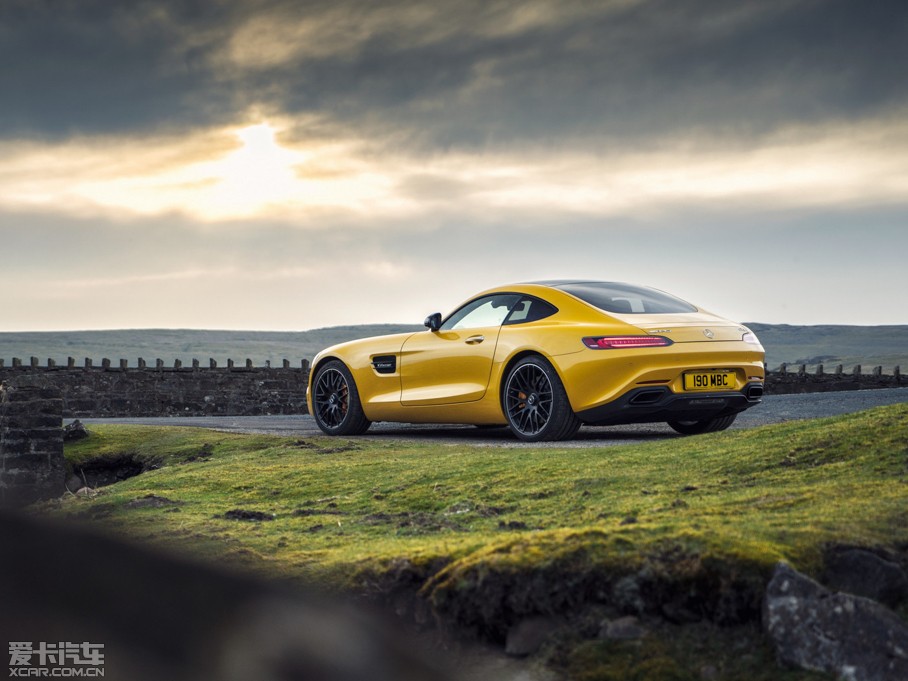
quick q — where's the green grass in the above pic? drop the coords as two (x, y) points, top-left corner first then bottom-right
(55, 404), (908, 681)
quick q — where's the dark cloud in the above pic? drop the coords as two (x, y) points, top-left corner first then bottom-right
(0, 0), (242, 137)
(2, 0), (907, 148)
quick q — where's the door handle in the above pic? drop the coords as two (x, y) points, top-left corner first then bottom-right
(465, 335), (485, 344)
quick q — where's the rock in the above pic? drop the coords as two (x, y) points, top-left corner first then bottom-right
(598, 615), (647, 640)
(65, 474), (84, 492)
(699, 664), (719, 680)
(63, 419), (89, 442)
(763, 562), (908, 681)
(661, 600), (702, 624)
(823, 547), (908, 608)
(574, 605), (611, 638)
(444, 501), (472, 515)
(504, 617), (559, 657)
(612, 575), (645, 615)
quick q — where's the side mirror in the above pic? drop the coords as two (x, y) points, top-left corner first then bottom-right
(423, 312), (442, 332)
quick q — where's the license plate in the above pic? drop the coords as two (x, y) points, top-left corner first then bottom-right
(683, 371), (736, 391)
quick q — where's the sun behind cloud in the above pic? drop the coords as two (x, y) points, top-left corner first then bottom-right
(0, 120), (395, 221)
(202, 122), (304, 216)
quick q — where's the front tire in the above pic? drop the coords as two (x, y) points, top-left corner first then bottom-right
(311, 360), (371, 436)
(667, 414), (737, 435)
(503, 356), (581, 442)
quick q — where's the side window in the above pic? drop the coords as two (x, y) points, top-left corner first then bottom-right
(504, 297), (558, 325)
(441, 294), (521, 331)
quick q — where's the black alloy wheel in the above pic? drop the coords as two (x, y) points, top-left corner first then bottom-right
(667, 414), (737, 435)
(503, 356), (581, 442)
(312, 361), (371, 435)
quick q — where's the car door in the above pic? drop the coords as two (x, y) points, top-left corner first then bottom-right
(400, 293), (521, 406)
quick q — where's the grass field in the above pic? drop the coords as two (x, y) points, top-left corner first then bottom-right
(55, 404), (908, 680)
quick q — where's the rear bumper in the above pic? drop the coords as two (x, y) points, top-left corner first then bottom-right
(576, 383), (763, 426)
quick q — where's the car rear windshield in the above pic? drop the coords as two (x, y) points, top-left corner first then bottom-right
(553, 282), (698, 314)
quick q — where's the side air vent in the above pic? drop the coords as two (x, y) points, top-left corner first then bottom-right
(371, 355), (397, 374)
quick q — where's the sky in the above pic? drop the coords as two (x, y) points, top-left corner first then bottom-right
(1, 0), (906, 331)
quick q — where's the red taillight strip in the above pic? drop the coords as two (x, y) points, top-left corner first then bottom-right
(582, 336), (673, 349)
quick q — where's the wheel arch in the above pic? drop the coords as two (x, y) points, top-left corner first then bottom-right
(497, 349), (573, 409)
(310, 354), (346, 379)
(307, 355), (346, 403)
(497, 348), (582, 441)
(307, 355), (372, 435)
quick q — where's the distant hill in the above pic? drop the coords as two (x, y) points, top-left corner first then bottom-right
(0, 323), (905, 371)
(746, 323), (908, 371)
(0, 325), (422, 367)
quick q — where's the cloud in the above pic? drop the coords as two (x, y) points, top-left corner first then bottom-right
(3, 192), (906, 330)
(3, 0), (907, 149)
(1, 0), (907, 330)
(2, 113), (906, 223)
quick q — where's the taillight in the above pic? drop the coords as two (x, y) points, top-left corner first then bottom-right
(582, 336), (673, 349)
(742, 332), (760, 344)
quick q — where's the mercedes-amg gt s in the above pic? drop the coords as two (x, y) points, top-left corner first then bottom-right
(307, 281), (764, 441)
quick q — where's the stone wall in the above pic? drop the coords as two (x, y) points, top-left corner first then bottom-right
(0, 358), (902, 419)
(767, 363), (902, 394)
(0, 359), (310, 417)
(0, 384), (64, 506)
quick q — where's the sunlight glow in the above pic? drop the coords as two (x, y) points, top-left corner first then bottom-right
(0, 117), (906, 223)
(100, 121), (314, 219)
(0, 121), (391, 221)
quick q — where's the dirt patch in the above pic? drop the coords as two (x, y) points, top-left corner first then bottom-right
(220, 509), (275, 522)
(126, 494), (184, 509)
(317, 443), (361, 454)
(362, 511), (462, 535)
(73, 503), (117, 520)
(289, 439), (360, 454)
(292, 508), (346, 517)
(181, 443), (214, 463)
(72, 452), (157, 488)
(498, 520), (528, 531)
(478, 505), (509, 517)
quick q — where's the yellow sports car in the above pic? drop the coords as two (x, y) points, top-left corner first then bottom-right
(308, 281), (765, 441)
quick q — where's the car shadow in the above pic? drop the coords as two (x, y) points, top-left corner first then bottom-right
(362, 423), (680, 444)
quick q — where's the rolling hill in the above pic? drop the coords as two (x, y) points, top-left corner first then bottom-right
(0, 324), (905, 371)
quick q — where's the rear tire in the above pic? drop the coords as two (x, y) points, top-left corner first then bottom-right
(503, 356), (581, 442)
(667, 414), (737, 435)
(311, 360), (371, 436)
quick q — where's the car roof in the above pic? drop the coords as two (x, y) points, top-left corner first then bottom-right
(528, 280), (623, 287)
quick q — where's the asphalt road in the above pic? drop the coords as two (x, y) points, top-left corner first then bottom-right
(83, 387), (908, 449)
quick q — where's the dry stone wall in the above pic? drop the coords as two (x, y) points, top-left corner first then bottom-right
(767, 362), (901, 393)
(0, 357), (902, 419)
(0, 359), (310, 417)
(0, 384), (64, 506)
